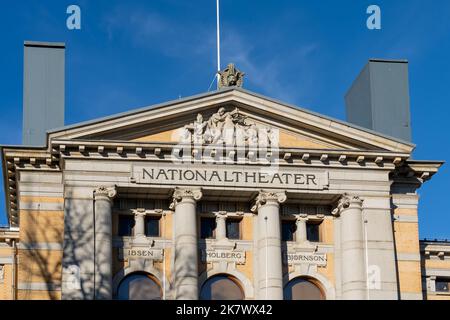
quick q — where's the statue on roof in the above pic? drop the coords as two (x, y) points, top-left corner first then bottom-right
(218, 63), (245, 88)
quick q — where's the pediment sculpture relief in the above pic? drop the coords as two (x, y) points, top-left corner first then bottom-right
(179, 107), (278, 147)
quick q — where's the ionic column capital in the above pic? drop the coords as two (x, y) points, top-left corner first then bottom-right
(170, 187), (203, 210)
(251, 190), (287, 213)
(132, 208), (147, 218)
(215, 211), (228, 220)
(331, 193), (363, 217)
(296, 213), (309, 222)
(94, 186), (117, 201)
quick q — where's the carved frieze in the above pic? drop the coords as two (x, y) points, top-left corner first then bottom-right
(179, 107), (278, 147)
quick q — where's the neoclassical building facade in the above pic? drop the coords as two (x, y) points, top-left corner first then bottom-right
(0, 83), (448, 300)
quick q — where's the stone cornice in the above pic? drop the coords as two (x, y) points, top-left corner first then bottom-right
(0, 139), (440, 229)
(420, 241), (450, 255)
(46, 139), (413, 171)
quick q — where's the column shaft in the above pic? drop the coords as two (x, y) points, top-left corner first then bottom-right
(216, 214), (227, 240)
(134, 211), (146, 238)
(296, 217), (308, 243)
(253, 191), (286, 300)
(339, 195), (367, 300)
(172, 188), (202, 300)
(93, 186), (116, 300)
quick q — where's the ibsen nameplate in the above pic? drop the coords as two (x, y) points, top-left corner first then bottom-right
(133, 164), (328, 190)
(201, 249), (246, 264)
(119, 248), (163, 261)
(283, 252), (327, 266)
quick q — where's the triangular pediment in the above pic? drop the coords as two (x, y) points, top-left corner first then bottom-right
(48, 88), (415, 153)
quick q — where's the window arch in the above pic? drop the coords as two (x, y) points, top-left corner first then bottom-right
(116, 272), (162, 300)
(284, 277), (325, 300)
(200, 274), (245, 300)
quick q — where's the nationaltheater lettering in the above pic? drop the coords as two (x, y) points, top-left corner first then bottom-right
(143, 168), (317, 185)
(133, 164), (329, 190)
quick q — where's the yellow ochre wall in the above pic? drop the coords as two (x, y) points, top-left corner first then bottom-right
(15, 170), (64, 300)
(0, 246), (15, 300)
(392, 204), (423, 299)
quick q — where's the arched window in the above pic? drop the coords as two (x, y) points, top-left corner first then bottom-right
(284, 277), (325, 300)
(116, 272), (162, 300)
(200, 274), (245, 300)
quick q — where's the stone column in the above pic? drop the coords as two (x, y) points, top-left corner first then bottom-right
(216, 212), (227, 241)
(133, 209), (146, 238)
(295, 214), (308, 243)
(93, 186), (116, 300)
(252, 191), (286, 300)
(333, 194), (366, 300)
(170, 187), (202, 300)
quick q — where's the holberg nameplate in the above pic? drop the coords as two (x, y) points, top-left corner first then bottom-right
(201, 249), (246, 264)
(133, 164), (328, 190)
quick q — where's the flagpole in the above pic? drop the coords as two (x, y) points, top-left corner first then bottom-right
(216, 0), (221, 89)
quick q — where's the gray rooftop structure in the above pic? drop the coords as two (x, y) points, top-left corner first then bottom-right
(22, 41), (65, 146)
(345, 59), (412, 142)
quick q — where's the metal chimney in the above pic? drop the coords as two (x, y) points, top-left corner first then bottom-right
(345, 59), (412, 142)
(22, 41), (65, 146)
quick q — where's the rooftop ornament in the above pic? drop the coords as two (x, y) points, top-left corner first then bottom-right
(218, 63), (245, 89)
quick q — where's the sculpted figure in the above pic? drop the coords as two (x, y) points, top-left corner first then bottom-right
(258, 127), (270, 148)
(208, 107), (227, 128)
(179, 125), (192, 144)
(178, 107), (267, 148)
(235, 123), (247, 147)
(267, 128), (279, 147)
(247, 124), (258, 147)
(207, 107), (238, 144)
(222, 113), (236, 146)
(193, 113), (207, 144)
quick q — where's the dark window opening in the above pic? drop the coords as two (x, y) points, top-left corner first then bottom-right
(145, 216), (161, 237)
(306, 221), (321, 242)
(118, 215), (135, 237)
(226, 218), (241, 240)
(284, 277), (325, 300)
(200, 274), (244, 300)
(436, 278), (450, 292)
(116, 272), (162, 300)
(201, 217), (216, 239)
(282, 220), (297, 242)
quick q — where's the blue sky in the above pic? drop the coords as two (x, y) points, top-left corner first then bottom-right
(0, 0), (449, 238)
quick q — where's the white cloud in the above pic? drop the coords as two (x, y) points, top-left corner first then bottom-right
(221, 28), (319, 104)
(101, 5), (215, 59)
